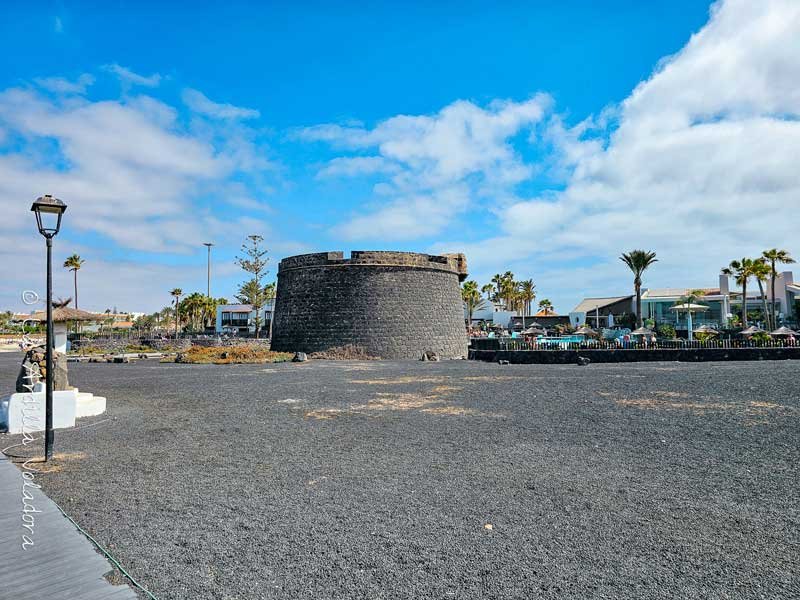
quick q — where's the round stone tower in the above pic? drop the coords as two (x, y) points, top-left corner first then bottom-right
(271, 251), (468, 359)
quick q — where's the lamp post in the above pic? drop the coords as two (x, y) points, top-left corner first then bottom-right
(203, 243), (214, 297)
(30, 194), (67, 462)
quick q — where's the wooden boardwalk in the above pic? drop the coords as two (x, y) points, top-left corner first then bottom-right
(0, 454), (138, 599)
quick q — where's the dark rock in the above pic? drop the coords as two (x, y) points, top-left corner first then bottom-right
(577, 356), (591, 366)
(16, 345), (69, 392)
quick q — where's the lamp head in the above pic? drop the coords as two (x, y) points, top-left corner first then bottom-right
(31, 195), (67, 238)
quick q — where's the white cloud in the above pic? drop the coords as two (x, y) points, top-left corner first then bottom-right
(303, 94), (552, 239)
(334, 187), (469, 241)
(433, 0), (800, 313)
(182, 88), (260, 120)
(103, 64), (162, 88)
(33, 74), (95, 95)
(316, 156), (398, 179)
(0, 82), (292, 311)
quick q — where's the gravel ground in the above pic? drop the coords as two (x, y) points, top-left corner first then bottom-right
(1, 353), (798, 599)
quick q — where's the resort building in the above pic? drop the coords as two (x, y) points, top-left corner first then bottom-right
(569, 296), (634, 328)
(571, 270), (798, 331)
(215, 300), (275, 335)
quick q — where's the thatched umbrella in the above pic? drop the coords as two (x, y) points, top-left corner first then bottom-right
(30, 306), (97, 323)
(522, 326), (545, 336)
(693, 324), (719, 336)
(739, 325), (765, 337)
(574, 325), (597, 337)
(631, 327), (654, 336)
(30, 307), (98, 352)
(769, 326), (798, 337)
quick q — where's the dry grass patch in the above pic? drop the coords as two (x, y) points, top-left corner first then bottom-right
(304, 385), (500, 420)
(616, 398), (732, 412)
(34, 451), (88, 473)
(173, 345), (294, 364)
(350, 376), (450, 385)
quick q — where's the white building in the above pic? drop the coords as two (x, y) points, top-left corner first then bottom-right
(215, 300), (275, 335)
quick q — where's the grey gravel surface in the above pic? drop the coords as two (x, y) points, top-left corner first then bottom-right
(1, 352), (798, 599)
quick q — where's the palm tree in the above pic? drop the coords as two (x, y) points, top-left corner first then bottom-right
(619, 250), (658, 328)
(762, 249), (795, 328)
(490, 274), (505, 307)
(721, 258), (759, 328)
(461, 280), (486, 324)
(538, 298), (554, 315)
(752, 260), (772, 328)
(518, 280), (536, 317)
(170, 288), (183, 337)
(481, 284), (496, 303)
(63, 254), (85, 309)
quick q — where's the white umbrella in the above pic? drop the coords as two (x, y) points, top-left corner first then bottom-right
(669, 303), (708, 342)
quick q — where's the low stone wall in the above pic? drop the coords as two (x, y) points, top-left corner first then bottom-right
(469, 347), (800, 364)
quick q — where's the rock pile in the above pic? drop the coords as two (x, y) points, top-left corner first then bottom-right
(16, 345), (70, 392)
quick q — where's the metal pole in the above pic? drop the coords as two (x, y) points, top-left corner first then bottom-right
(45, 237), (54, 462)
(204, 243), (213, 298)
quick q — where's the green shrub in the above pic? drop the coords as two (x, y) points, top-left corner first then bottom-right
(656, 324), (676, 339)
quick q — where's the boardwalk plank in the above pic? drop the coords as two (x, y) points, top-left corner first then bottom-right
(0, 455), (138, 599)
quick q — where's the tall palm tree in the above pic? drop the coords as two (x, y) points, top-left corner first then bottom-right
(619, 250), (658, 328)
(538, 298), (554, 315)
(761, 248), (795, 328)
(461, 280), (486, 324)
(490, 274), (505, 307)
(481, 283), (496, 303)
(63, 254), (85, 309)
(170, 288), (183, 337)
(721, 258), (759, 328)
(501, 271), (516, 311)
(752, 259), (772, 328)
(518, 280), (536, 317)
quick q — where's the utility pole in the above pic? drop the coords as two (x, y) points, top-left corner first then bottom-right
(203, 243), (214, 297)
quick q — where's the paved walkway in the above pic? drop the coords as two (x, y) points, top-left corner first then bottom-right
(0, 453), (137, 599)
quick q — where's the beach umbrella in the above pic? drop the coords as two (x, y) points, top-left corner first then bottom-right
(693, 324), (719, 335)
(669, 303), (708, 342)
(739, 325), (765, 336)
(522, 326), (545, 336)
(769, 326), (798, 337)
(630, 327), (654, 336)
(574, 325), (597, 337)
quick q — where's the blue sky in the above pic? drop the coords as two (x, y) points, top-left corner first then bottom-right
(1, 0), (798, 314)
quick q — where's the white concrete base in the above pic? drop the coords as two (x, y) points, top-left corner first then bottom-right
(0, 387), (107, 434)
(76, 392), (106, 418)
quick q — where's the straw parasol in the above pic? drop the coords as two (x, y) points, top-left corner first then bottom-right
(29, 306), (98, 323)
(631, 327), (654, 336)
(693, 324), (719, 335)
(739, 325), (765, 336)
(522, 326), (545, 336)
(574, 325), (597, 337)
(769, 326), (798, 337)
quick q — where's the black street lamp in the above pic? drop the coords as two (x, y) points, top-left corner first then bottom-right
(30, 194), (67, 462)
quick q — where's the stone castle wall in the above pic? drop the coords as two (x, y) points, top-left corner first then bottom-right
(271, 251), (469, 359)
